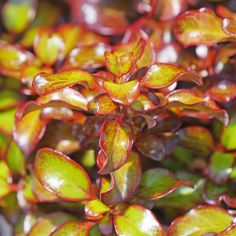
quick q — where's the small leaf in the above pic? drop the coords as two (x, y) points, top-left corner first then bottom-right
(221, 116), (236, 150)
(175, 8), (230, 47)
(0, 161), (11, 198)
(28, 212), (76, 236)
(0, 90), (20, 110)
(206, 80), (236, 103)
(136, 133), (165, 161)
(167, 206), (233, 236)
(99, 120), (133, 174)
(114, 204), (165, 236)
(136, 168), (191, 200)
(103, 80), (140, 105)
(178, 126), (214, 157)
(34, 148), (93, 201)
(2, 0), (36, 34)
(85, 199), (110, 220)
(33, 70), (96, 95)
(14, 104), (47, 154)
(142, 63), (202, 89)
(51, 222), (95, 236)
(0, 108), (16, 136)
(209, 151), (234, 183)
(6, 140), (25, 175)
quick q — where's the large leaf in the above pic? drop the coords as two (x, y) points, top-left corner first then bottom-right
(51, 222), (95, 236)
(167, 206), (233, 235)
(114, 204), (165, 236)
(209, 151), (234, 183)
(99, 120), (133, 174)
(103, 80), (140, 105)
(221, 116), (236, 150)
(136, 168), (191, 200)
(33, 70), (96, 95)
(175, 8), (230, 47)
(142, 63), (202, 89)
(34, 148), (94, 201)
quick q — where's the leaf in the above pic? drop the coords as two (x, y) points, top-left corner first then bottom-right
(175, 8), (230, 47)
(167, 89), (228, 125)
(6, 140), (25, 175)
(14, 104), (47, 155)
(33, 28), (64, 66)
(206, 80), (236, 103)
(85, 199), (110, 220)
(2, 0), (36, 34)
(219, 224), (236, 236)
(0, 108), (16, 136)
(142, 63), (202, 89)
(167, 206), (233, 236)
(114, 204), (165, 236)
(136, 168), (191, 200)
(37, 88), (88, 111)
(0, 161), (11, 198)
(99, 121), (133, 174)
(103, 80), (140, 105)
(178, 126), (214, 157)
(34, 148), (94, 201)
(33, 70), (96, 95)
(209, 151), (234, 183)
(136, 133), (165, 161)
(28, 212), (76, 236)
(221, 116), (236, 150)
(0, 134), (9, 158)
(0, 90), (20, 110)
(51, 222), (95, 236)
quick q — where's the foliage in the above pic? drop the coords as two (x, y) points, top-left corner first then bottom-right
(1, 0), (236, 235)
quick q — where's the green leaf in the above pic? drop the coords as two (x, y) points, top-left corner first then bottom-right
(34, 148), (94, 201)
(51, 222), (95, 236)
(219, 224), (236, 236)
(103, 80), (140, 105)
(33, 70), (96, 95)
(6, 140), (25, 175)
(0, 108), (17, 136)
(0, 161), (11, 198)
(136, 168), (191, 200)
(209, 151), (234, 183)
(221, 116), (236, 150)
(0, 90), (20, 110)
(142, 63), (202, 89)
(175, 8), (230, 47)
(114, 204), (165, 236)
(99, 120), (133, 174)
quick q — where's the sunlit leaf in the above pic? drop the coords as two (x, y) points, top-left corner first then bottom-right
(175, 8), (230, 47)
(0, 108), (17, 136)
(33, 70), (96, 95)
(142, 63), (202, 89)
(34, 148), (94, 201)
(219, 224), (236, 236)
(136, 168), (191, 200)
(114, 204), (165, 236)
(221, 116), (236, 150)
(167, 206), (233, 236)
(103, 80), (140, 105)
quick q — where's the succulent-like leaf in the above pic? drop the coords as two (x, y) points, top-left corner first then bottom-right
(219, 224), (236, 236)
(34, 148), (94, 201)
(221, 116), (236, 150)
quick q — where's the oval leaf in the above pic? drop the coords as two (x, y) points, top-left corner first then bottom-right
(114, 204), (165, 236)
(34, 148), (93, 201)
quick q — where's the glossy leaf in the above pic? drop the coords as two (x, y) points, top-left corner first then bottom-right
(33, 70), (96, 95)
(2, 0), (36, 34)
(28, 212), (76, 236)
(221, 116), (236, 150)
(136, 133), (165, 161)
(114, 204), (165, 236)
(142, 63), (202, 89)
(14, 105), (47, 154)
(34, 148), (93, 201)
(99, 120), (133, 174)
(103, 80), (140, 105)
(178, 126), (214, 157)
(136, 168), (191, 200)
(51, 222), (95, 236)
(209, 151), (234, 183)
(167, 206), (233, 236)
(175, 8), (230, 47)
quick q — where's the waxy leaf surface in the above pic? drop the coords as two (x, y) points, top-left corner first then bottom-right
(167, 206), (233, 236)
(34, 148), (93, 201)
(136, 168), (191, 200)
(33, 70), (96, 95)
(221, 117), (236, 150)
(114, 204), (165, 236)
